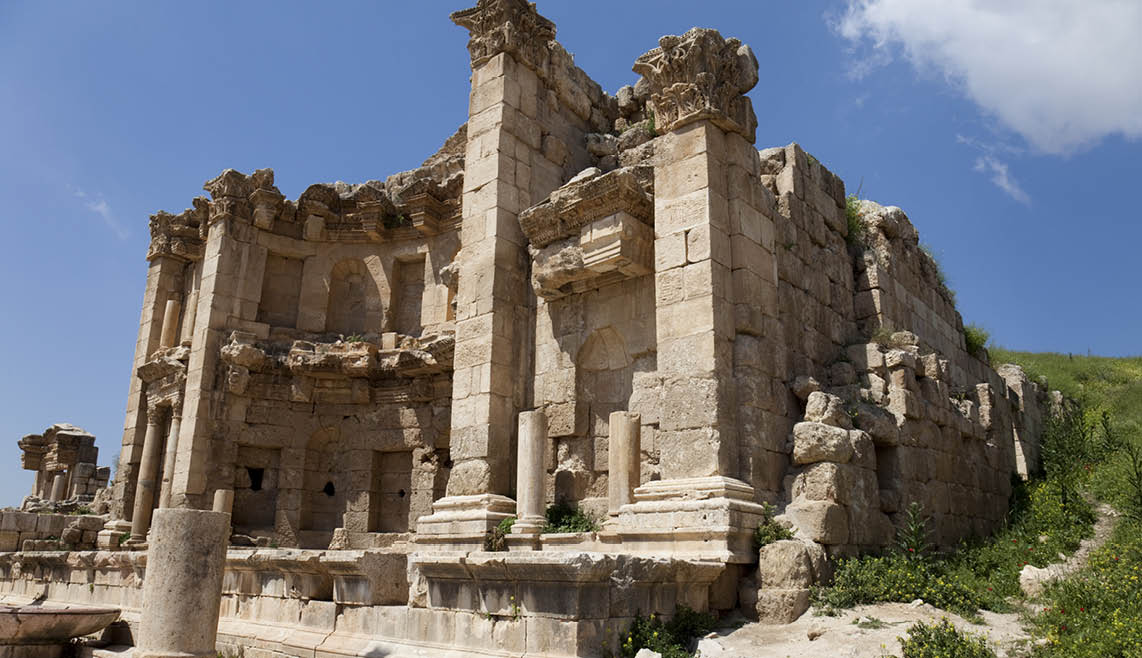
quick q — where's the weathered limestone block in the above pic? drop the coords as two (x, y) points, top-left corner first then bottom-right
(784, 500), (849, 545)
(791, 422), (853, 465)
(803, 391), (851, 429)
(757, 540), (814, 589)
(755, 587), (811, 624)
(853, 402), (900, 445)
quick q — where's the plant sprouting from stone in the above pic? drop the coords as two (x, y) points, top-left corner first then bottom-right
(754, 501), (794, 548)
(484, 516), (515, 551)
(963, 324), (990, 357)
(543, 503), (599, 533)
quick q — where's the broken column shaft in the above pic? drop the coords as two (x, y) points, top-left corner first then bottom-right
(512, 410), (547, 535)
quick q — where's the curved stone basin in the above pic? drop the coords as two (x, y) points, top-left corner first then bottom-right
(0, 604), (120, 645)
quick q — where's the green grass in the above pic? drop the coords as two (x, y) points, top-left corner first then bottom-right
(1030, 521), (1142, 657)
(814, 480), (1094, 619)
(846, 194), (866, 246)
(969, 350), (1142, 655)
(963, 324), (990, 357)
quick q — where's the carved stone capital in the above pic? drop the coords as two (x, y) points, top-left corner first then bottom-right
(147, 199), (207, 263)
(451, 0), (555, 72)
(632, 28), (759, 142)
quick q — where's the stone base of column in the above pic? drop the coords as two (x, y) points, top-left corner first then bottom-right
(414, 494), (516, 552)
(614, 476), (766, 563)
(96, 519), (133, 550)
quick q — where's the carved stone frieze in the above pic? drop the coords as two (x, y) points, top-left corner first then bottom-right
(633, 28), (759, 142)
(451, 0), (556, 72)
(518, 167), (652, 249)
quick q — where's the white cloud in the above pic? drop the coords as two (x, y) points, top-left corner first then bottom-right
(973, 155), (1031, 205)
(69, 186), (129, 239)
(836, 0), (1142, 155)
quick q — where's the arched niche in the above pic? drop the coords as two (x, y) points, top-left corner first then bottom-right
(326, 259), (384, 335)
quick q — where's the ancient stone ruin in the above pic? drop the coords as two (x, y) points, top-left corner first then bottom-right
(17, 424), (110, 512)
(0, 2), (1057, 656)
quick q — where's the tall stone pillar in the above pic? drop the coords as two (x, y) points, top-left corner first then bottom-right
(115, 253), (188, 521)
(607, 412), (641, 516)
(512, 410), (547, 535)
(179, 287), (199, 346)
(616, 28), (766, 562)
(157, 401), (182, 509)
(135, 508), (229, 658)
(131, 406), (165, 541)
(417, 0), (565, 549)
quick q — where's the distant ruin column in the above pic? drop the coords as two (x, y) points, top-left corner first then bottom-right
(607, 412), (641, 516)
(131, 408), (165, 540)
(159, 299), (182, 349)
(157, 401), (182, 509)
(512, 411), (547, 535)
(49, 472), (68, 502)
(135, 508), (229, 658)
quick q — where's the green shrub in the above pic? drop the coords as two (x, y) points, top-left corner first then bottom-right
(618, 606), (715, 658)
(754, 502), (794, 548)
(898, 618), (996, 658)
(897, 502), (932, 559)
(845, 194), (867, 246)
(543, 503), (599, 533)
(815, 480), (1094, 618)
(963, 324), (990, 357)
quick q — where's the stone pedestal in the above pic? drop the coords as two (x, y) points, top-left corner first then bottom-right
(616, 476), (765, 562)
(512, 411), (547, 536)
(414, 494), (516, 552)
(135, 508), (229, 658)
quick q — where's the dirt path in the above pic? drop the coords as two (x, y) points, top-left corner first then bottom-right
(697, 504), (1120, 658)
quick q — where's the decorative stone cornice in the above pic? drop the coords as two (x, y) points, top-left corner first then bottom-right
(203, 168), (279, 225)
(147, 198), (207, 262)
(518, 167), (653, 249)
(451, 0), (555, 72)
(632, 28), (759, 142)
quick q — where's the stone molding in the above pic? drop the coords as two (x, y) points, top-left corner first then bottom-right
(633, 28), (759, 142)
(147, 200), (207, 262)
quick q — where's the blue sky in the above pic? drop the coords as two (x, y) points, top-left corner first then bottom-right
(1, 1), (1139, 506)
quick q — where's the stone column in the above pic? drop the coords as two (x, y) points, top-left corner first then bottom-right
(157, 401), (182, 509)
(512, 411), (547, 535)
(116, 250), (190, 521)
(179, 287), (199, 346)
(212, 489), (234, 515)
(417, 0), (566, 548)
(607, 411), (641, 516)
(49, 472), (68, 502)
(131, 407), (165, 540)
(31, 471), (41, 499)
(135, 508), (229, 658)
(159, 299), (182, 349)
(615, 28), (766, 562)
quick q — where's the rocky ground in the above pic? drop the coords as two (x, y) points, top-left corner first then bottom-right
(696, 503), (1119, 658)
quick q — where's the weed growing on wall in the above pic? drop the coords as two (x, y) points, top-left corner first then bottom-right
(543, 503), (599, 533)
(754, 502), (794, 548)
(963, 324), (990, 357)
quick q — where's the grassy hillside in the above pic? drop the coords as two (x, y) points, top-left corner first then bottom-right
(989, 348), (1142, 436)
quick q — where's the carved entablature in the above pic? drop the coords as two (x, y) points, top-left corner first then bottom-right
(633, 28), (759, 143)
(518, 167), (655, 300)
(17, 434), (48, 471)
(203, 168), (281, 225)
(147, 199), (207, 263)
(138, 346), (189, 410)
(451, 0), (556, 72)
(397, 178), (454, 237)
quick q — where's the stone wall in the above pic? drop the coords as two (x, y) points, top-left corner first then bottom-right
(0, 512), (105, 552)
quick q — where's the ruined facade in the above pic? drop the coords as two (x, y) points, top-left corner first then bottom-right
(17, 424), (110, 508)
(1, 2), (1055, 656)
